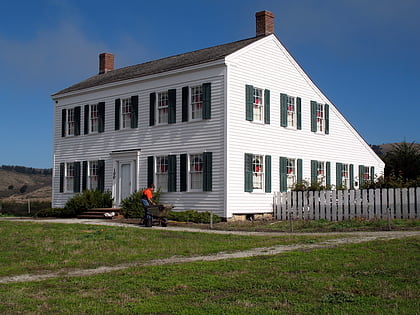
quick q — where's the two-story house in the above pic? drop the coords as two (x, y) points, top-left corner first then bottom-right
(52, 11), (384, 218)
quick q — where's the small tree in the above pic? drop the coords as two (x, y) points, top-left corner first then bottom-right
(384, 141), (420, 181)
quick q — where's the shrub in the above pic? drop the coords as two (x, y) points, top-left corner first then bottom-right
(167, 210), (222, 224)
(34, 208), (75, 218)
(64, 190), (113, 217)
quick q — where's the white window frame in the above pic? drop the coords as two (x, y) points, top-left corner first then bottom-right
(253, 87), (264, 123)
(363, 166), (370, 181)
(90, 104), (99, 133)
(121, 98), (132, 129)
(287, 158), (296, 189)
(156, 155), (168, 192)
(252, 154), (264, 191)
(65, 162), (74, 193)
(189, 153), (203, 191)
(341, 164), (349, 188)
(190, 85), (203, 121)
(317, 161), (326, 186)
(287, 96), (296, 128)
(67, 108), (75, 136)
(88, 160), (99, 190)
(157, 91), (169, 124)
(316, 103), (324, 132)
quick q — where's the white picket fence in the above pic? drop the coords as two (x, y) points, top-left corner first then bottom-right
(273, 187), (420, 221)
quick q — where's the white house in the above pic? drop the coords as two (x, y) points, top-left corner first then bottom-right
(52, 11), (384, 219)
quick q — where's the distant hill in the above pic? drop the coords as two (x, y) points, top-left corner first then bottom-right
(0, 165), (52, 202)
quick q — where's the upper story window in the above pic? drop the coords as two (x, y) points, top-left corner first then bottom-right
(157, 92), (169, 124)
(156, 156), (168, 192)
(191, 86), (203, 120)
(287, 96), (296, 127)
(311, 101), (329, 134)
(121, 98), (132, 129)
(67, 109), (75, 136)
(90, 104), (99, 133)
(115, 96), (138, 130)
(61, 106), (81, 137)
(280, 93), (301, 129)
(245, 85), (270, 124)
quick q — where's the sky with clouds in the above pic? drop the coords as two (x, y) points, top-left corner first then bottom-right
(0, 0), (419, 168)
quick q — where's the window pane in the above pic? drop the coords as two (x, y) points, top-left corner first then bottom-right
(190, 154), (203, 190)
(253, 88), (263, 122)
(191, 86), (203, 120)
(90, 104), (99, 133)
(156, 156), (168, 191)
(121, 98), (132, 129)
(158, 92), (169, 124)
(252, 154), (264, 189)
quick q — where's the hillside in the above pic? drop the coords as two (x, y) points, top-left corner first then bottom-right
(0, 166), (52, 202)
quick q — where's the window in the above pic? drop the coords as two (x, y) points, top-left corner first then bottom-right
(121, 98), (132, 129)
(316, 161), (326, 185)
(363, 166), (370, 180)
(253, 88), (263, 122)
(286, 158), (296, 189)
(311, 101), (329, 134)
(88, 161), (99, 190)
(90, 104), (99, 133)
(67, 109), (75, 136)
(191, 85), (203, 120)
(190, 154), (203, 190)
(156, 156), (168, 191)
(341, 164), (349, 188)
(252, 154), (264, 190)
(65, 162), (74, 192)
(287, 96), (296, 127)
(245, 154), (271, 192)
(157, 92), (169, 124)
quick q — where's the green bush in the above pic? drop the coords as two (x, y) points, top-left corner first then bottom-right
(120, 188), (161, 218)
(63, 190), (113, 217)
(34, 208), (75, 218)
(168, 210), (222, 224)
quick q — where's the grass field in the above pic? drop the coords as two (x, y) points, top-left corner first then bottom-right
(0, 221), (419, 314)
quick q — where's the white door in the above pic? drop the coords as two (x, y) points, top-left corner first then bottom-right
(120, 163), (132, 202)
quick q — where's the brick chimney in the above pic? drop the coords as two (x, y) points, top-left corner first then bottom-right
(99, 52), (114, 74)
(256, 10), (275, 36)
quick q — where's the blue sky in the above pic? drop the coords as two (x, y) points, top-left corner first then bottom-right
(0, 0), (419, 169)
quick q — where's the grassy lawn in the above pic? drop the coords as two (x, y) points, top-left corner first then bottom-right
(0, 221), (418, 314)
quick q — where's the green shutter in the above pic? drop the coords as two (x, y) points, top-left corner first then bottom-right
(311, 160), (318, 184)
(265, 155), (271, 192)
(168, 155), (177, 192)
(202, 83), (211, 120)
(168, 89), (176, 124)
(59, 163), (65, 192)
(182, 86), (189, 122)
(297, 159), (303, 183)
(84, 105), (89, 134)
(359, 165), (364, 188)
(296, 97), (302, 130)
(280, 93), (288, 127)
(325, 104), (329, 134)
(203, 152), (212, 191)
(244, 153), (253, 192)
(115, 99), (120, 130)
(336, 163), (343, 188)
(326, 161), (331, 186)
(349, 164), (354, 189)
(264, 89), (270, 124)
(310, 101), (317, 132)
(74, 106), (81, 136)
(149, 93), (156, 126)
(245, 85), (254, 121)
(279, 157), (287, 192)
(180, 154), (187, 192)
(131, 95), (138, 128)
(98, 102), (105, 133)
(98, 160), (105, 192)
(370, 166), (375, 181)
(147, 156), (154, 188)
(61, 109), (66, 137)
(82, 161), (87, 191)
(73, 162), (81, 193)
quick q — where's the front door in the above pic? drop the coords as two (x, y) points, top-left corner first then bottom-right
(120, 163), (132, 202)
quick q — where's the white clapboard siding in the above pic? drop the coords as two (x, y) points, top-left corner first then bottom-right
(274, 188), (420, 220)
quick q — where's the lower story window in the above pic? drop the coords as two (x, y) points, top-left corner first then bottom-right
(341, 164), (349, 188)
(88, 161), (98, 190)
(287, 158), (296, 189)
(190, 154), (203, 190)
(65, 163), (74, 192)
(317, 161), (326, 186)
(156, 156), (168, 192)
(252, 154), (264, 190)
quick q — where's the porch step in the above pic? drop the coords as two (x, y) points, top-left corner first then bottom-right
(77, 208), (122, 219)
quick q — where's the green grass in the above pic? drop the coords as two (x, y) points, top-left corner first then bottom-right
(0, 236), (418, 314)
(0, 221), (342, 277)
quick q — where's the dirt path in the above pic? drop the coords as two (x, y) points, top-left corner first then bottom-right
(0, 218), (419, 284)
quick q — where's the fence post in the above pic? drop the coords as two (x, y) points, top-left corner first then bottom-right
(289, 209), (294, 233)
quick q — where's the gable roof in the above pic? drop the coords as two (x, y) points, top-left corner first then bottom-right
(53, 36), (265, 96)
